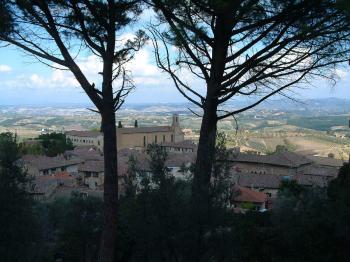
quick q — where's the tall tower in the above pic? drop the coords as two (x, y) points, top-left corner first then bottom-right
(171, 114), (184, 142)
(172, 114), (179, 127)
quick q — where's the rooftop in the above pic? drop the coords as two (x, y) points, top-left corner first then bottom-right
(305, 155), (345, 168)
(233, 186), (268, 203)
(79, 160), (105, 173)
(66, 130), (102, 138)
(117, 126), (173, 134)
(22, 154), (82, 171)
(228, 151), (312, 168)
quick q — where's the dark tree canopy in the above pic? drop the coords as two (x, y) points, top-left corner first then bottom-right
(0, 1), (146, 261)
(148, 2), (350, 259)
(0, 0), (13, 37)
(0, 133), (40, 262)
(150, 0), (350, 117)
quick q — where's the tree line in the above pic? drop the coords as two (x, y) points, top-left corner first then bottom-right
(1, 1), (350, 261)
(1, 132), (350, 262)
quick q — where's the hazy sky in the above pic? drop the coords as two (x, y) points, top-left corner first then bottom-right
(0, 41), (350, 106)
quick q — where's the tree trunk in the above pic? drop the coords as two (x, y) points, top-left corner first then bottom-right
(99, 106), (118, 262)
(191, 98), (218, 261)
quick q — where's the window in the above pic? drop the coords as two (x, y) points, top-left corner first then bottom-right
(143, 136), (146, 147)
(163, 135), (166, 142)
(93, 172), (99, 178)
(171, 134), (174, 142)
(85, 172), (91, 178)
(155, 135), (157, 143)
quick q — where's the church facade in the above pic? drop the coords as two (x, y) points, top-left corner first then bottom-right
(66, 114), (184, 151)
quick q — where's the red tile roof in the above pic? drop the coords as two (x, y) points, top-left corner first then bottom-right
(233, 186), (268, 203)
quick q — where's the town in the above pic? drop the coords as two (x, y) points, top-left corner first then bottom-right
(18, 114), (345, 213)
(1, 1), (350, 261)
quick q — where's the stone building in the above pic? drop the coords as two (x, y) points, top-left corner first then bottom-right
(66, 114), (185, 151)
(78, 160), (105, 189)
(228, 151), (344, 198)
(66, 130), (104, 151)
(21, 154), (81, 176)
(116, 114), (184, 149)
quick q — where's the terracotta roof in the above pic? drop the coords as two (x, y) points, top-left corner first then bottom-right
(79, 160), (104, 173)
(22, 155), (82, 171)
(115, 148), (195, 174)
(234, 172), (283, 189)
(300, 165), (339, 177)
(229, 151), (312, 168)
(53, 171), (72, 179)
(233, 170), (336, 190)
(66, 130), (102, 138)
(117, 126), (172, 134)
(233, 186), (267, 203)
(65, 146), (103, 161)
(305, 155), (345, 168)
(294, 174), (333, 187)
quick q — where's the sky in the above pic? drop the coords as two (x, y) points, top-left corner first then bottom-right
(0, 25), (350, 107)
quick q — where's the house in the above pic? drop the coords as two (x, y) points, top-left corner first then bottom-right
(117, 148), (196, 180)
(78, 160), (104, 189)
(66, 114), (185, 150)
(21, 154), (81, 176)
(228, 151), (313, 176)
(66, 130), (104, 151)
(65, 145), (103, 161)
(232, 172), (283, 198)
(231, 186), (268, 212)
(232, 169), (337, 199)
(29, 172), (76, 200)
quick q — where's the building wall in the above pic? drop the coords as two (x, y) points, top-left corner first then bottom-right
(67, 114), (185, 150)
(39, 164), (78, 176)
(80, 171), (104, 189)
(232, 162), (298, 176)
(117, 131), (176, 149)
(26, 165), (40, 177)
(67, 134), (104, 151)
(163, 146), (194, 153)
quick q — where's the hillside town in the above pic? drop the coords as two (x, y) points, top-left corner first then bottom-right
(2, 1), (350, 261)
(19, 114), (345, 212)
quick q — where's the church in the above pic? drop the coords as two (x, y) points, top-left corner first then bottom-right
(66, 114), (185, 151)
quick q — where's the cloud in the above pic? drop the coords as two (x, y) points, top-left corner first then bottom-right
(335, 68), (348, 79)
(0, 41), (204, 102)
(0, 64), (12, 72)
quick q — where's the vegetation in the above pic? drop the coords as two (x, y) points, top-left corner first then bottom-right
(0, 133), (41, 262)
(0, 1), (147, 260)
(287, 115), (350, 131)
(20, 133), (74, 157)
(1, 133), (350, 261)
(149, 3), (350, 250)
